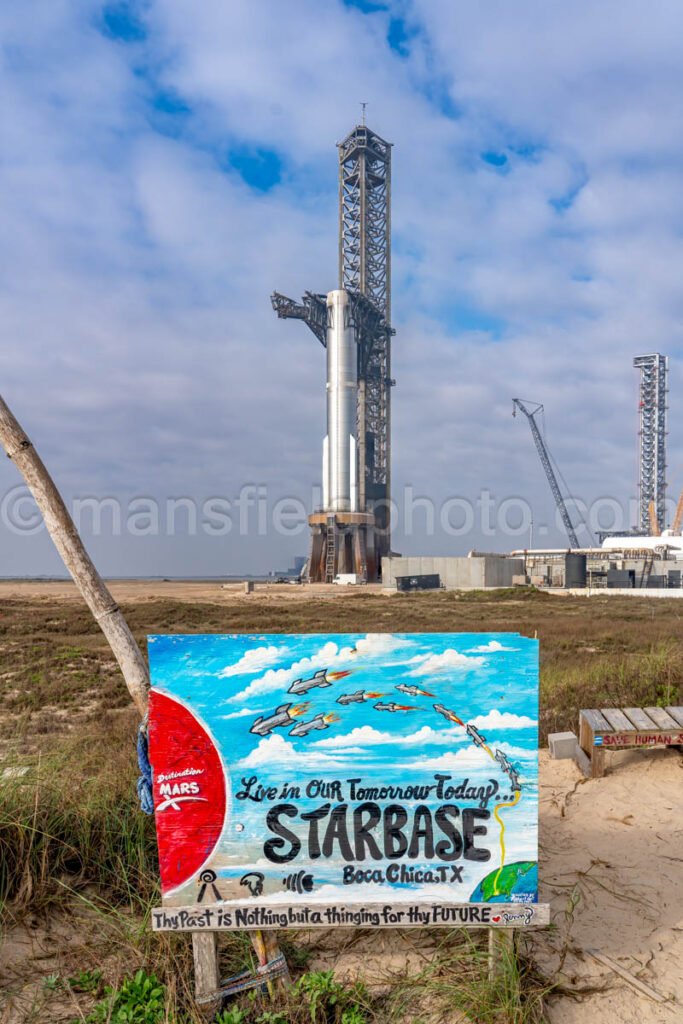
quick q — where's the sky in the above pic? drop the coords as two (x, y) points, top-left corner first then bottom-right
(2, 0), (683, 575)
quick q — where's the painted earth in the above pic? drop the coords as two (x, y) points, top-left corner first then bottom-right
(470, 860), (538, 903)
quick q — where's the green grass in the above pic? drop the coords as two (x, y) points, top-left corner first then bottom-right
(380, 931), (552, 1023)
(0, 712), (157, 916)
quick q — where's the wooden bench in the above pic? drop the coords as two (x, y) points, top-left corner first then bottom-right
(577, 706), (683, 778)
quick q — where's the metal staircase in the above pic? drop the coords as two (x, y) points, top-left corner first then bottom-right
(325, 519), (336, 583)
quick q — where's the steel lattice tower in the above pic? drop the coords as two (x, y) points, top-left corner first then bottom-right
(634, 353), (668, 532)
(338, 125), (393, 549)
(271, 122), (394, 582)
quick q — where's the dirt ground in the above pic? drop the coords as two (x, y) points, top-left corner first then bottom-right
(0, 579), (381, 603)
(1, 581), (682, 1021)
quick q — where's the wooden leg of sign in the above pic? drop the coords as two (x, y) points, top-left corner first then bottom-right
(591, 745), (605, 778)
(191, 931), (289, 1015)
(261, 931), (291, 989)
(251, 931), (291, 993)
(192, 932), (221, 1017)
(488, 928), (515, 982)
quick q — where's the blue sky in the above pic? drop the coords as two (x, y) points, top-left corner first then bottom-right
(2, 1), (683, 574)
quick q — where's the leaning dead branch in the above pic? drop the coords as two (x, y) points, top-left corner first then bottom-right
(0, 395), (150, 717)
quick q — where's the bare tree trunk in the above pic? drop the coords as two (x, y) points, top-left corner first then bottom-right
(0, 395), (289, 1000)
(0, 395), (150, 716)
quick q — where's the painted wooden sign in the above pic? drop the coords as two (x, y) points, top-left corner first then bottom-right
(147, 633), (546, 930)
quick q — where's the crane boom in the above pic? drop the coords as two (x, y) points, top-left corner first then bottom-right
(672, 489), (683, 534)
(512, 399), (581, 549)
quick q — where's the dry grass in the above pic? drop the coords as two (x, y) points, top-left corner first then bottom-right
(1, 589), (681, 745)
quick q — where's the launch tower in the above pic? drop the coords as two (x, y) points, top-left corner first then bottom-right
(634, 353), (668, 533)
(272, 123), (394, 581)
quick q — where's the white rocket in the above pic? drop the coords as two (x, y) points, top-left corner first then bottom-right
(322, 290), (358, 512)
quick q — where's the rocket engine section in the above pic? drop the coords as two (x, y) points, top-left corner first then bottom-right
(323, 290), (358, 513)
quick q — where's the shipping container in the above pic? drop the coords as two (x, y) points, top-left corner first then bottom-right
(395, 573), (441, 592)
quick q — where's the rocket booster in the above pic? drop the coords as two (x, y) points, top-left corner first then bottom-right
(323, 290), (358, 512)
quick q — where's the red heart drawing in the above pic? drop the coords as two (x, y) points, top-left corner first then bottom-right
(492, 915), (501, 923)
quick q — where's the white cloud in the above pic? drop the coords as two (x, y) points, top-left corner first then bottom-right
(237, 733), (347, 769)
(312, 712), (534, 752)
(313, 724), (467, 750)
(405, 742), (534, 772)
(467, 640), (518, 653)
(470, 710), (537, 730)
(238, 734), (293, 767)
(408, 650), (485, 676)
(218, 645), (287, 677)
(226, 641), (341, 703)
(226, 634), (412, 703)
(218, 706), (265, 720)
(352, 634), (414, 656)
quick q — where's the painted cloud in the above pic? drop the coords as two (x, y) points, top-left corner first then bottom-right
(408, 649), (485, 676)
(236, 733), (348, 770)
(219, 645), (288, 677)
(312, 724), (468, 750)
(467, 640), (519, 653)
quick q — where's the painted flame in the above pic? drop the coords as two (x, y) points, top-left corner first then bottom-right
(327, 670), (352, 681)
(413, 686), (435, 697)
(291, 703), (311, 717)
(323, 712), (340, 724)
(365, 692), (384, 698)
(396, 704), (421, 711)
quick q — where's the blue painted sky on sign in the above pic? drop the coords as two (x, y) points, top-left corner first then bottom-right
(148, 632), (538, 905)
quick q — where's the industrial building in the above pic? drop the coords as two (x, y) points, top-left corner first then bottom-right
(514, 547), (682, 590)
(382, 546), (683, 593)
(382, 554), (525, 591)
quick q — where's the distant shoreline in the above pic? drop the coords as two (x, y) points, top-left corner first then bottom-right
(0, 575), (275, 583)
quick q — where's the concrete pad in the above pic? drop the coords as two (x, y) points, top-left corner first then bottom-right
(548, 731), (578, 759)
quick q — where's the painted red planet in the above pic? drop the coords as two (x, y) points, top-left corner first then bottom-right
(147, 689), (227, 893)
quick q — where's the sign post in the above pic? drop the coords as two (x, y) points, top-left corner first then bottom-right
(147, 632), (548, 1004)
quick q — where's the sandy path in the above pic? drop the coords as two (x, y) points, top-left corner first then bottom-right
(537, 748), (682, 1021)
(284, 750), (683, 1021)
(0, 580), (386, 603)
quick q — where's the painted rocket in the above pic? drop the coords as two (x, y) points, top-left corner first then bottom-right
(336, 689), (367, 705)
(466, 723), (487, 748)
(433, 703), (465, 726)
(289, 714), (334, 737)
(250, 703), (296, 736)
(374, 702), (420, 713)
(288, 669), (332, 695)
(396, 683), (434, 697)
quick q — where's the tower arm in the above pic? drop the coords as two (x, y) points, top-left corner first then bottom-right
(512, 398), (581, 549)
(347, 292), (394, 375)
(270, 291), (327, 346)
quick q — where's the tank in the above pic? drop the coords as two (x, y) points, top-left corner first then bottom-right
(565, 553), (587, 588)
(323, 290), (357, 512)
